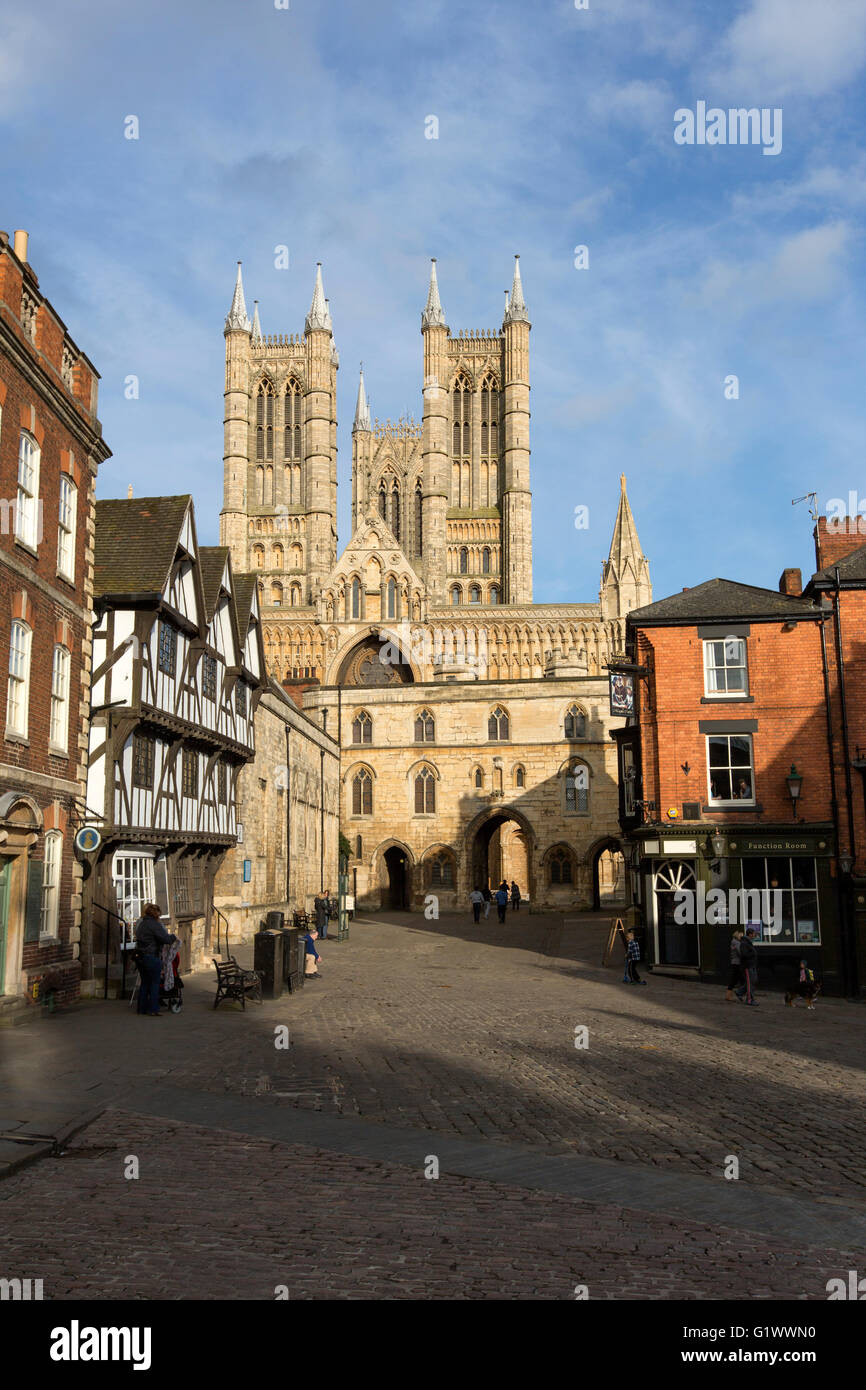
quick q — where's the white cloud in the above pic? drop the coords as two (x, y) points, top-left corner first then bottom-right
(700, 221), (853, 308)
(720, 0), (866, 98)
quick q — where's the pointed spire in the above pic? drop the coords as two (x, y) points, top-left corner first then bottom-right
(422, 258), (447, 330)
(305, 262), (332, 334)
(251, 300), (262, 341)
(607, 474), (644, 568)
(225, 261), (251, 333)
(503, 254), (530, 326)
(600, 474), (652, 619)
(353, 363), (371, 432)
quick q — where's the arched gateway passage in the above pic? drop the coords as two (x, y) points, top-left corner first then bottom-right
(382, 845), (410, 911)
(468, 808), (534, 900)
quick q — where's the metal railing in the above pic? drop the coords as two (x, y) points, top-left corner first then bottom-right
(92, 902), (131, 1000)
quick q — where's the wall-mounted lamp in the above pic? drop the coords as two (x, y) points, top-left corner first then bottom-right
(710, 831), (726, 860)
(839, 852), (854, 875)
(786, 764), (803, 821)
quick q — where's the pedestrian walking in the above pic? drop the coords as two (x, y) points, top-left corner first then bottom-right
(482, 884), (492, 918)
(469, 886), (484, 923)
(736, 926), (759, 1004)
(304, 927), (321, 978)
(134, 903), (176, 1016)
(725, 929), (744, 1002)
(495, 883), (508, 923)
(624, 929), (646, 984)
(510, 880), (521, 912)
(314, 891), (329, 939)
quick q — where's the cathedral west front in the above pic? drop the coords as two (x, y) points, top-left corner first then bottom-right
(219, 257), (652, 911)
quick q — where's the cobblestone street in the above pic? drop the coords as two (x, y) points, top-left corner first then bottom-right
(2, 911), (865, 1299)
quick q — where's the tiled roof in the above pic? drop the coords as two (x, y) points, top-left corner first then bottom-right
(199, 546), (231, 619)
(810, 544), (866, 586)
(628, 578), (827, 625)
(93, 496), (192, 598)
(233, 574), (257, 629)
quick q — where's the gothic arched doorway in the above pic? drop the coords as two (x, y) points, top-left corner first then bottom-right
(592, 838), (626, 910)
(382, 845), (410, 911)
(468, 808), (533, 902)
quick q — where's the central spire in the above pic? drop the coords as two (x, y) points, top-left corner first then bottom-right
(225, 261), (251, 333)
(422, 258), (447, 330)
(305, 262), (333, 334)
(353, 363), (371, 432)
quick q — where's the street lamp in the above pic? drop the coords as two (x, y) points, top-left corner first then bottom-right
(710, 831), (726, 860)
(839, 852), (854, 875)
(786, 765), (803, 821)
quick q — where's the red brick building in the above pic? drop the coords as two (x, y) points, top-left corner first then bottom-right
(0, 228), (111, 1014)
(804, 517), (866, 994)
(615, 575), (845, 992)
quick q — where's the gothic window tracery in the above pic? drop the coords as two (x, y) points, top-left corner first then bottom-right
(414, 766), (436, 815)
(284, 380), (302, 461)
(256, 380), (275, 461)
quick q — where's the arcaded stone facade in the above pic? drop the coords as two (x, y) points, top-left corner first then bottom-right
(214, 682), (340, 940)
(218, 257), (651, 912)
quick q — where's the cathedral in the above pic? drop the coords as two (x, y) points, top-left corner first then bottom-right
(219, 258), (652, 911)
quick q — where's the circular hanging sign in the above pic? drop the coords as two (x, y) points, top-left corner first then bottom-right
(75, 826), (102, 853)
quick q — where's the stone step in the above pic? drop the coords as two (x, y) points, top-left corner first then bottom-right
(0, 995), (35, 1027)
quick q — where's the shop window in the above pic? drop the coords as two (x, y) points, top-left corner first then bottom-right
(740, 856), (820, 944)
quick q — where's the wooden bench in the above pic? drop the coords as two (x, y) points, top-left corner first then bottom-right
(212, 956), (264, 1010)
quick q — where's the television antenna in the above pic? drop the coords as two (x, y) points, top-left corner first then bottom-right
(792, 492), (819, 521)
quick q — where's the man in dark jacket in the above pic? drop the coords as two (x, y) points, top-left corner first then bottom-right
(134, 903), (175, 1016)
(314, 891), (329, 938)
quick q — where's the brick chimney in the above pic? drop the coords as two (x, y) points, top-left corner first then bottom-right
(779, 568), (802, 597)
(814, 516), (866, 571)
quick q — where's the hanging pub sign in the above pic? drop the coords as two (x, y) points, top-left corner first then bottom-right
(74, 826), (102, 854)
(609, 670), (635, 717)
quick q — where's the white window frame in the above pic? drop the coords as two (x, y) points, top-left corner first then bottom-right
(6, 619), (32, 738)
(16, 431), (41, 550)
(706, 733), (755, 806)
(40, 831), (63, 939)
(703, 637), (748, 698)
(49, 645), (71, 753)
(57, 474), (78, 580)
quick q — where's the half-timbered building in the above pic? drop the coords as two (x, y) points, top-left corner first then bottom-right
(82, 495), (266, 981)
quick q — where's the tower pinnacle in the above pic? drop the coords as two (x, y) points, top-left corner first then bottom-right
(225, 261), (251, 333)
(251, 300), (262, 341)
(503, 254), (530, 326)
(422, 258), (447, 330)
(305, 263), (333, 334)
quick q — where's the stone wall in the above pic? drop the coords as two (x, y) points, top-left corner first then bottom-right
(303, 675), (626, 914)
(214, 682), (340, 945)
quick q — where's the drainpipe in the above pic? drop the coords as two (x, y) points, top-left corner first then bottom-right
(320, 747), (325, 892)
(832, 570), (859, 995)
(284, 722), (291, 905)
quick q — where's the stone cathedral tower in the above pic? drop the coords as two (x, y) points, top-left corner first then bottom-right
(350, 257), (534, 607)
(220, 262), (338, 604)
(219, 254), (650, 684)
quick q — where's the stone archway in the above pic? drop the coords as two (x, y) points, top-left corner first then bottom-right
(336, 632), (415, 687)
(375, 840), (414, 911)
(466, 805), (535, 902)
(591, 836), (626, 910)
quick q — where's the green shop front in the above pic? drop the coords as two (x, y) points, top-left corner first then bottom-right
(631, 823), (839, 993)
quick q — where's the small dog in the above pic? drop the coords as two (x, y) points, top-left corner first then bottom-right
(785, 963), (821, 1010)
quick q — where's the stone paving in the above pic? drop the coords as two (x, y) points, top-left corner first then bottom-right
(1, 909), (864, 1299)
(1, 1106), (862, 1301)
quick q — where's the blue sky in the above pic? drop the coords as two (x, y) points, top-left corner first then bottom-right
(3, 0), (866, 604)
